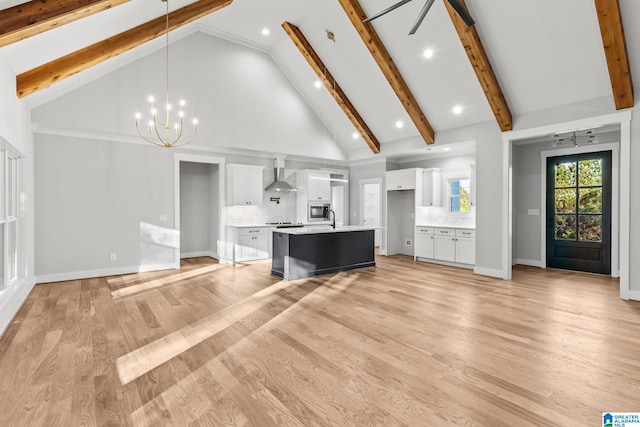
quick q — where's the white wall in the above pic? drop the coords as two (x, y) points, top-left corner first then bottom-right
(31, 32), (347, 161)
(0, 51), (36, 335)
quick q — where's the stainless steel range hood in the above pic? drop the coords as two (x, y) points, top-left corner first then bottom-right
(265, 158), (297, 192)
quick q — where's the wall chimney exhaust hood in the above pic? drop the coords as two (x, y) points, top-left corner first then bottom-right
(265, 158), (297, 192)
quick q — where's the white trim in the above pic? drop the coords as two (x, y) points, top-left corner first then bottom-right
(540, 142), (620, 277)
(359, 178), (383, 246)
(174, 154), (226, 267)
(513, 259), (543, 268)
(0, 277), (35, 336)
(180, 251), (218, 259)
(473, 266), (504, 278)
(503, 111), (632, 299)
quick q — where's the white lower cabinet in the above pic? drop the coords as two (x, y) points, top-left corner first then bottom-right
(455, 229), (476, 265)
(423, 227), (475, 265)
(415, 227), (435, 258)
(434, 229), (457, 262)
(227, 227), (269, 263)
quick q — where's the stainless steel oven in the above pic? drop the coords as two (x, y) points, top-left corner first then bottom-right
(308, 203), (330, 221)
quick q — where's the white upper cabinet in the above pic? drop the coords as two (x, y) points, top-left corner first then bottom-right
(421, 168), (442, 207)
(226, 164), (264, 206)
(469, 165), (476, 207)
(386, 169), (417, 191)
(298, 170), (331, 201)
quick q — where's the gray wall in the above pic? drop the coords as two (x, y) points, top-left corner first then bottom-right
(35, 135), (175, 278)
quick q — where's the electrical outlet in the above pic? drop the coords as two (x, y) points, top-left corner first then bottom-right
(405, 239), (412, 246)
(109, 253), (117, 261)
(159, 214), (167, 221)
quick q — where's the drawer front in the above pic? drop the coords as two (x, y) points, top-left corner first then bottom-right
(455, 229), (476, 238)
(416, 227), (434, 235)
(435, 228), (454, 236)
(239, 228), (267, 236)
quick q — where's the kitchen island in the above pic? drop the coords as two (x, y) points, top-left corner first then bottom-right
(271, 226), (375, 280)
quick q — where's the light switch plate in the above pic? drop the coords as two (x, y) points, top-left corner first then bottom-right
(528, 209), (540, 216)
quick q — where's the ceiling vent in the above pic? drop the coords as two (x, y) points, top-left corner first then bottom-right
(265, 158), (297, 192)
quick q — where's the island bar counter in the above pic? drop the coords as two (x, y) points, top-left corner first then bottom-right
(271, 226), (376, 281)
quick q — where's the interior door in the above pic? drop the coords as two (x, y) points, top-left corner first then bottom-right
(546, 151), (612, 274)
(360, 181), (381, 247)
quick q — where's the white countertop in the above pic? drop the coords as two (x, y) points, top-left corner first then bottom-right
(273, 225), (376, 235)
(226, 222), (332, 228)
(416, 224), (475, 230)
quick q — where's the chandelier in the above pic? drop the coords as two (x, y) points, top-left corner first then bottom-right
(135, 0), (198, 147)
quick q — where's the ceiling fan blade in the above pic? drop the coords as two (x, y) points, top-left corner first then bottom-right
(446, 0), (475, 27)
(363, 0), (415, 23)
(408, 0), (436, 35)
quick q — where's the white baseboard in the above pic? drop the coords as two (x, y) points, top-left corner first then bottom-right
(180, 251), (218, 259)
(415, 257), (474, 270)
(621, 288), (640, 301)
(0, 277), (36, 337)
(513, 258), (543, 268)
(473, 266), (505, 279)
(35, 262), (178, 284)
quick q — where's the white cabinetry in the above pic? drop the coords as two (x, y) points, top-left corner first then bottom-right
(434, 228), (457, 262)
(455, 229), (476, 265)
(421, 168), (442, 207)
(433, 228), (475, 265)
(415, 227), (435, 259)
(297, 170), (331, 201)
(226, 164), (264, 206)
(469, 165), (476, 207)
(386, 169), (416, 191)
(227, 226), (269, 263)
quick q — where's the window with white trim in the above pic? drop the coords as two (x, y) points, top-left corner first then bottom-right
(449, 177), (471, 213)
(0, 149), (20, 291)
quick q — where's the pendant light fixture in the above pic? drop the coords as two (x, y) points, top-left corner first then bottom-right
(135, 0), (198, 147)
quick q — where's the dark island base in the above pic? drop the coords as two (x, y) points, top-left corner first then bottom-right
(271, 229), (376, 281)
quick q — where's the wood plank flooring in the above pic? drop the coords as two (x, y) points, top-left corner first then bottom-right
(0, 255), (638, 426)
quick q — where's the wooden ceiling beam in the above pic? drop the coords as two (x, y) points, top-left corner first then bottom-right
(594, 0), (634, 109)
(337, 0), (435, 145)
(0, 0), (130, 48)
(16, 0), (233, 98)
(444, 0), (512, 131)
(282, 22), (380, 154)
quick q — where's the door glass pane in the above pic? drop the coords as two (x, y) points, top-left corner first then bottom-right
(578, 159), (602, 186)
(579, 215), (602, 242)
(555, 162), (576, 187)
(555, 215), (576, 240)
(579, 188), (602, 213)
(555, 189), (576, 213)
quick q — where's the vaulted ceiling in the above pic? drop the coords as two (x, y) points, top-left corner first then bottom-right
(0, 0), (637, 157)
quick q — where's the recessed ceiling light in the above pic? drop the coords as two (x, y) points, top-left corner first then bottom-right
(261, 28), (270, 36)
(314, 80), (322, 89)
(453, 105), (463, 115)
(423, 48), (434, 59)
(395, 120), (404, 129)
(443, 147), (451, 151)
(352, 132), (360, 139)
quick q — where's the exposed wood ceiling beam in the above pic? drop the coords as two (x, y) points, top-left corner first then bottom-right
(0, 0), (130, 48)
(16, 0), (233, 98)
(444, 0), (512, 131)
(337, 0), (435, 145)
(594, 0), (634, 109)
(282, 22), (380, 154)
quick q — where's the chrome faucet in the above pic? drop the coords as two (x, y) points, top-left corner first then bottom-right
(329, 209), (336, 229)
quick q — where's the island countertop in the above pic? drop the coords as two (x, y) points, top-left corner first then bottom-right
(273, 225), (376, 235)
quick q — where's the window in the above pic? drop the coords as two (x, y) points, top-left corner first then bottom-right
(0, 149), (20, 291)
(449, 178), (470, 213)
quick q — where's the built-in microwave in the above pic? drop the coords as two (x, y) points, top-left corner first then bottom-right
(308, 203), (330, 221)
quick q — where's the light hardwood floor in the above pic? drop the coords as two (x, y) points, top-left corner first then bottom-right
(0, 255), (638, 426)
